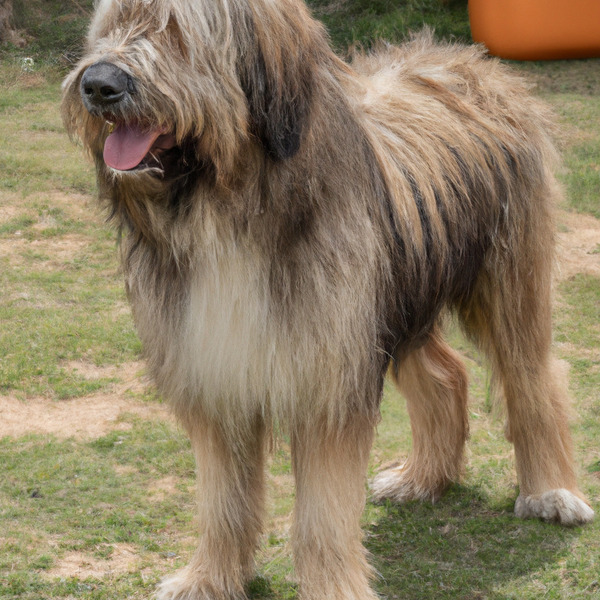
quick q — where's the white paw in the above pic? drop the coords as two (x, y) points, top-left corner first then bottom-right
(155, 571), (195, 600)
(370, 462), (435, 503)
(514, 488), (595, 526)
(155, 570), (227, 600)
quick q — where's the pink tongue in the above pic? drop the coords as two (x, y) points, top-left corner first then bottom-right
(103, 124), (164, 171)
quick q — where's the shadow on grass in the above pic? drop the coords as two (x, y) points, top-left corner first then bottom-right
(246, 484), (582, 599)
(2, 430), (587, 599)
(366, 485), (581, 599)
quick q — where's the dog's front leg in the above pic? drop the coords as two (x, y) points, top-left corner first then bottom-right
(291, 413), (379, 600)
(157, 412), (266, 600)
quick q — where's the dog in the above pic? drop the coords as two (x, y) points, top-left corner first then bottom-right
(62, 0), (594, 598)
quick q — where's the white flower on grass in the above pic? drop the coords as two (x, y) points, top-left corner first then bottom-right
(21, 57), (35, 73)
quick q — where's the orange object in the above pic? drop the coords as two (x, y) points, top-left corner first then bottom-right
(469, 0), (600, 60)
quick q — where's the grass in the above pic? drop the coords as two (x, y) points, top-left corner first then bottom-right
(1, 1), (599, 599)
(514, 61), (600, 219)
(9, 0), (94, 63)
(307, 0), (472, 53)
(536, 80), (600, 219)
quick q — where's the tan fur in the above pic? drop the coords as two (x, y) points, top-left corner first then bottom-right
(373, 326), (470, 502)
(62, 0), (594, 598)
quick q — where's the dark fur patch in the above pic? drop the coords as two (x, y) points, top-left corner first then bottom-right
(238, 11), (312, 160)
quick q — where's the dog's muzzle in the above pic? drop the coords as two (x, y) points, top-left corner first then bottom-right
(79, 61), (179, 172)
(80, 62), (135, 114)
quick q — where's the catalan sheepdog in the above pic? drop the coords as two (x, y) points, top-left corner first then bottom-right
(62, 0), (594, 597)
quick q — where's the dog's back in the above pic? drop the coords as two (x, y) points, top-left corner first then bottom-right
(348, 33), (560, 348)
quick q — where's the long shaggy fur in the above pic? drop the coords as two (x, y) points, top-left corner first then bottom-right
(62, 0), (594, 598)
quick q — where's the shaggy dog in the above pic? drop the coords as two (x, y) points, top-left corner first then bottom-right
(62, 0), (594, 598)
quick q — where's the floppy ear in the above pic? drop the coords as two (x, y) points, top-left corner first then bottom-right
(240, 35), (313, 161)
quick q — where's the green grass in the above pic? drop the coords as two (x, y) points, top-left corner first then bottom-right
(308, 0), (472, 53)
(562, 138), (600, 219)
(0, 60), (135, 399)
(0, 188), (140, 397)
(1, 1), (599, 599)
(368, 495), (595, 600)
(8, 0), (94, 63)
(556, 275), (600, 349)
(514, 61), (600, 219)
(549, 93), (600, 218)
(0, 424), (194, 599)
(0, 77), (95, 194)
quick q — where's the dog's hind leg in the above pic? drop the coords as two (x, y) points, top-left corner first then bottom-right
(291, 414), (378, 600)
(503, 356), (594, 526)
(371, 327), (469, 503)
(156, 412), (266, 600)
(460, 222), (594, 526)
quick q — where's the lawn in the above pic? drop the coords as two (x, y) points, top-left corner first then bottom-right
(1, 1), (599, 599)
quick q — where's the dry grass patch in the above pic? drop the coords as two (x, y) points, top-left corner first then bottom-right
(0, 392), (169, 440)
(47, 544), (140, 580)
(556, 209), (600, 280)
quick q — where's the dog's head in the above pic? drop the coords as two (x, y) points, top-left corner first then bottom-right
(62, 0), (330, 185)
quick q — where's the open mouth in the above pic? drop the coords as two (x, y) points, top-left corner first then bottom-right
(103, 121), (178, 172)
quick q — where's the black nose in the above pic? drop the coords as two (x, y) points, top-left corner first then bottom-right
(80, 62), (133, 110)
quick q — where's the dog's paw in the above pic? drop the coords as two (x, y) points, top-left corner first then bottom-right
(155, 569), (244, 600)
(155, 571), (202, 600)
(514, 488), (595, 526)
(370, 462), (438, 503)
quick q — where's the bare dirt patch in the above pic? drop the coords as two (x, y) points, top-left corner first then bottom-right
(0, 191), (97, 224)
(47, 543), (139, 580)
(32, 234), (90, 260)
(62, 359), (146, 393)
(0, 202), (23, 224)
(148, 475), (181, 502)
(0, 235), (93, 271)
(0, 190), (102, 268)
(0, 361), (171, 440)
(42, 191), (100, 223)
(556, 209), (600, 281)
(0, 392), (169, 440)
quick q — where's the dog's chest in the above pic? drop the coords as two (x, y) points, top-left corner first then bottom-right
(146, 243), (309, 417)
(130, 217), (382, 422)
(184, 248), (271, 393)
